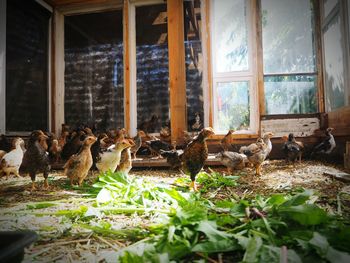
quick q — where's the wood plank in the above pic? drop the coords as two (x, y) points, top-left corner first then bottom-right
(167, 0), (187, 144)
(46, 0), (118, 7)
(123, 0), (130, 134)
(313, 0), (325, 113)
(255, 0), (265, 128)
(204, 0), (213, 128)
(51, 12), (56, 133)
(328, 106), (350, 136)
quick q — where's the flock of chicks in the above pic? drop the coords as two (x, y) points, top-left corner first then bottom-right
(0, 123), (336, 192)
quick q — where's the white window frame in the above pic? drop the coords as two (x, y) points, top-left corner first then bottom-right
(210, 0), (258, 135)
(0, 0), (52, 135)
(128, 0), (168, 137)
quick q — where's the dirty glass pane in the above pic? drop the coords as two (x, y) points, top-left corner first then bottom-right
(323, 0), (338, 18)
(264, 76), (317, 114)
(214, 81), (250, 132)
(261, 0), (316, 74)
(6, 0), (50, 132)
(136, 4), (169, 133)
(184, 0), (204, 131)
(323, 13), (345, 111)
(64, 11), (124, 131)
(212, 0), (249, 73)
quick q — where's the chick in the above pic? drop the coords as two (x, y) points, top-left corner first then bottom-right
(91, 133), (109, 170)
(220, 129), (235, 151)
(216, 151), (247, 174)
(96, 139), (133, 173)
(138, 114), (159, 134)
(181, 127), (215, 191)
(58, 131), (69, 149)
(64, 136), (97, 186)
(49, 139), (62, 163)
(20, 130), (51, 190)
(61, 130), (85, 161)
(191, 112), (202, 131)
(0, 150), (6, 160)
(312, 127), (336, 156)
(145, 139), (173, 157)
(160, 127), (171, 141)
(239, 138), (267, 176)
(131, 130), (145, 159)
(160, 149), (183, 169)
(282, 133), (304, 163)
(115, 139), (135, 174)
(0, 137), (25, 178)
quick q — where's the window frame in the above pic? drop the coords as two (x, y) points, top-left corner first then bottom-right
(321, 0), (350, 112)
(210, 0), (258, 135)
(0, 0), (53, 135)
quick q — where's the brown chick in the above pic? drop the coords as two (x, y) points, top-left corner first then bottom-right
(0, 150), (6, 160)
(239, 138), (267, 176)
(282, 133), (304, 163)
(64, 136), (97, 186)
(220, 129), (235, 151)
(181, 127), (215, 191)
(160, 127), (171, 141)
(138, 114), (159, 134)
(20, 130), (50, 190)
(115, 139), (135, 174)
(182, 130), (194, 145)
(49, 139), (62, 163)
(131, 130), (145, 159)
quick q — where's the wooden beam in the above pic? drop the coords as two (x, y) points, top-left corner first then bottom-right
(123, 0), (130, 133)
(167, 0), (187, 144)
(313, 0), (325, 113)
(255, 0), (265, 125)
(51, 11), (56, 133)
(204, 0), (213, 128)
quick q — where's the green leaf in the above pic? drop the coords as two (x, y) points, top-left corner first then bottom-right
(267, 194), (286, 206)
(96, 188), (113, 204)
(281, 190), (314, 207)
(242, 236), (263, 263)
(278, 204), (328, 225)
(192, 239), (238, 253)
(196, 221), (232, 241)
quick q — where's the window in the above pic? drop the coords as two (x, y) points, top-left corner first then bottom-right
(135, 4), (169, 134)
(321, 0), (350, 111)
(261, 0), (317, 114)
(211, 0), (257, 134)
(5, 0), (51, 132)
(64, 11), (124, 131)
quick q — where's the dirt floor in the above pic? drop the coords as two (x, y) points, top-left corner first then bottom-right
(0, 160), (349, 262)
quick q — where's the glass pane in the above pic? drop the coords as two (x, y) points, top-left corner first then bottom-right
(184, 0), (204, 131)
(261, 0), (316, 73)
(64, 11), (124, 131)
(212, 0), (249, 73)
(264, 75), (317, 114)
(215, 81), (250, 132)
(136, 4), (169, 133)
(6, 0), (50, 132)
(323, 0), (338, 18)
(323, 14), (345, 111)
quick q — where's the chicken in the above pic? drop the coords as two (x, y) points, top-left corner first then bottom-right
(61, 130), (85, 161)
(181, 127), (215, 191)
(0, 137), (25, 178)
(115, 139), (135, 174)
(182, 130), (194, 145)
(145, 139), (173, 157)
(91, 133), (109, 170)
(312, 127), (336, 155)
(96, 139), (133, 173)
(138, 114), (159, 134)
(160, 127), (171, 141)
(20, 130), (51, 190)
(191, 112), (202, 131)
(64, 136), (96, 186)
(216, 151), (247, 174)
(239, 138), (267, 176)
(0, 134), (12, 152)
(282, 133), (303, 163)
(220, 129), (235, 151)
(58, 131), (69, 149)
(131, 130), (145, 159)
(238, 132), (273, 176)
(160, 149), (183, 169)
(49, 139), (62, 163)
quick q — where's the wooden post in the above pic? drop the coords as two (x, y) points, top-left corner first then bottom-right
(167, 0), (187, 144)
(123, 0), (131, 134)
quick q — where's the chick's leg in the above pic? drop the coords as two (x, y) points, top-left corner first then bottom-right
(30, 172), (37, 191)
(189, 174), (198, 192)
(43, 169), (50, 190)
